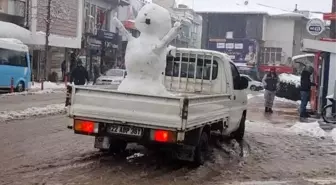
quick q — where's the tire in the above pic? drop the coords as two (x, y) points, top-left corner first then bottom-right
(322, 104), (336, 124)
(100, 139), (127, 154)
(193, 132), (209, 166)
(250, 85), (257, 91)
(16, 81), (25, 92)
(231, 113), (246, 142)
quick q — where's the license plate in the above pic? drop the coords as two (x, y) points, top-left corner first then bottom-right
(108, 125), (143, 136)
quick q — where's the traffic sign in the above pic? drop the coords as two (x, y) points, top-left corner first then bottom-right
(306, 18), (325, 36)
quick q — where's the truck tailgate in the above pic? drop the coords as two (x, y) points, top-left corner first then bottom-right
(69, 87), (183, 130)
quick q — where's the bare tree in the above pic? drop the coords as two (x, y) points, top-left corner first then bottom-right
(26, 0), (71, 80)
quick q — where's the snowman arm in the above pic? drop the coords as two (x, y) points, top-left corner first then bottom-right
(113, 17), (133, 40)
(155, 22), (182, 51)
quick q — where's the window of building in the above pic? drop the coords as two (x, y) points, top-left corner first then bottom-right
(260, 47), (282, 64)
(96, 7), (108, 30)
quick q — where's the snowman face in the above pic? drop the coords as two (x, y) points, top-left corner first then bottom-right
(135, 3), (172, 38)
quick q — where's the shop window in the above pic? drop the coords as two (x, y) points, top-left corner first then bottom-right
(260, 47), (282, 64)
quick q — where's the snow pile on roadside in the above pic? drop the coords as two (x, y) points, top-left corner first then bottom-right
(331, 129), (336, 143)
(275, 96), (299, 105)
(0, 104), (66, 122)
(30, 81), (66, 90)
(0, 89), (57, 98)
(279, 73), (300, 87)
(290, 121), (326, 138)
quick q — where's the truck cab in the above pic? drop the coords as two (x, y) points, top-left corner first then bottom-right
(66, 48), (248, 165)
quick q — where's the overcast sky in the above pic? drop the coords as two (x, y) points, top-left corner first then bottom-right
(177, 0), (332, 12)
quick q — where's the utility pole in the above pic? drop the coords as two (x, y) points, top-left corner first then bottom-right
(330, 0), (336, 38)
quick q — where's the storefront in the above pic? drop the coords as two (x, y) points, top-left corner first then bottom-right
(302, 38), (336, 115)
(96, 30), (118, 70)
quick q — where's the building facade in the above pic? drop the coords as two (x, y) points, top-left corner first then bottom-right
(196, 3), (329, 79)
(172, 5), (202, 48)
(0, 0), (84, 80)
(152, 0), (203, 48)
(0, 0), (26, 26)
(81, 0), (129, 76)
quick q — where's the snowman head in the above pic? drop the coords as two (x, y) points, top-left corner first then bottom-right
(135, 3), (172, 38)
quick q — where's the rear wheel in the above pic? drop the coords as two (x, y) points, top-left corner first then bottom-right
(231, 113), (246, 142)
(193, 132), (209, 166)
(250, 85), (257, 91)
(16, 81), (25, 92)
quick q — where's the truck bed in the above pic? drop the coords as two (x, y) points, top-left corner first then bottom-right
(68, 86), (231, 131)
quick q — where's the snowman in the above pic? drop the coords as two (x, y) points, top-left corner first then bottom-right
(112, 3), (182, 95)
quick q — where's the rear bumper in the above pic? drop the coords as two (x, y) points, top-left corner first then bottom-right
(71, 121), (178, 144)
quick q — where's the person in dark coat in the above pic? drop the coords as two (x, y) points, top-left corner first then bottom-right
(262, 67), (279, 113)
(300, 66), (315, 122)
(61, 60), (66, 81)
(70, 59), (89, 85)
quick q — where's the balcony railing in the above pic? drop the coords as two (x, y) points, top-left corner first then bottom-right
(7, 0), (25, 17)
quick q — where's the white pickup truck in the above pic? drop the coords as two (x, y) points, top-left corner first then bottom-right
(66, 48), (248, 165)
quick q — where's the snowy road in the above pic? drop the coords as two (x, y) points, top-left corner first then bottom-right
(1, 108), (335, 184)
(0, 91), (65, 112)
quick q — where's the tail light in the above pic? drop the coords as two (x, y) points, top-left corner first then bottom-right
(74, 119), (98, 134)
(151, 130), (176, 143)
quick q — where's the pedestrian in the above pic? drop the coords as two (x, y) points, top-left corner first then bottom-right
(93, 62), (100, 85)
(61, 60), (66, 81)
(299, 66), (315, 122)
(262, 67), (279, 113)
(70, 59), (89, 85)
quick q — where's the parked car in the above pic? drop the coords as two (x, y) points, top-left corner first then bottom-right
(240, 74), (263, 91)
(66, 48), (248, 166)
(96, 69), (126, 86)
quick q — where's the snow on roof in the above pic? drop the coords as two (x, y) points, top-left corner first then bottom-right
(185, 0), (305, 17)
(0, 21), (34, 45)
(0, 38), (29, 52)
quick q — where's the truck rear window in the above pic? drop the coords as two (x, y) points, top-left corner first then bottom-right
(166, 56), (218, 80)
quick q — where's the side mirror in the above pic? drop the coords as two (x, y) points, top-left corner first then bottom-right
(239, 77), (249, 90)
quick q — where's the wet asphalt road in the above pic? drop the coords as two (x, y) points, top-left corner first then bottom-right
(0, 93), (336, 185)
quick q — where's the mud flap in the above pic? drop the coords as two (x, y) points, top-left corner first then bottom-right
(94, 136), (110, 150)
(175, 145), (195, 162)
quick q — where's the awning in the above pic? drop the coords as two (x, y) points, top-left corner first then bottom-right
(0, 21), (34, 45)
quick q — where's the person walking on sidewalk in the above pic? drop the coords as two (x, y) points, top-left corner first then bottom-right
(70, 59), (89, 85)
(61, 60), (66, 81)
(262, 67), (279, 113)
(300, 66), (315, 122)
